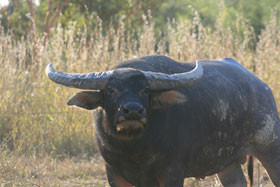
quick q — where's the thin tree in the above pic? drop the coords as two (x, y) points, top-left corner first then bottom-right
(44, 0), (70, 44)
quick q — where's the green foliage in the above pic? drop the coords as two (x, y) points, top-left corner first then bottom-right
(1, 0), (279, 41)
(0, 1), (31, 38)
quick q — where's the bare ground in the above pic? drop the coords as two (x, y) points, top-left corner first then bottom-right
(0, 151), (275, 187)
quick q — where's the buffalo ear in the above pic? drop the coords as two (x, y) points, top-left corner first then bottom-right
(151, 90), (188, 109)
(67, 91), (102, 110)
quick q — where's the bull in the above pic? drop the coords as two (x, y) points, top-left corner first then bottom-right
(46, 55), (280, 187)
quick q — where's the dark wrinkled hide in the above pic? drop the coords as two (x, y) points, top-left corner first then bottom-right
(67, 56), (280, 186)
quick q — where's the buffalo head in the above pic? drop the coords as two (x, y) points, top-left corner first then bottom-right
(46, 60), (203, 139)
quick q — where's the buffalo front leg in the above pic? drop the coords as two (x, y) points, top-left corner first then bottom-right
(157, 161), (185, 187)
(106, 164), (134, 187)
(217, 161), (247, 187)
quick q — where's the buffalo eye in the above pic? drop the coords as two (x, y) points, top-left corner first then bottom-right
(140, 88), (150, 96)
(106, 87), (118, 95)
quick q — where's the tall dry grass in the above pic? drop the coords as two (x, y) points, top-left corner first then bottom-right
(0, 10), (279, 187)
(0, 11), (279, 159)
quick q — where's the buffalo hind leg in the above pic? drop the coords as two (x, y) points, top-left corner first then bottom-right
(217, 162), (247, 187)
(106, 164), (134, 187)
(255, 142), (280, 186)
(253, 117), (280, 186)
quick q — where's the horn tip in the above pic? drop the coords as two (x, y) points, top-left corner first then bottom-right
(45, 63), (54, 76)
(195, 60), (203, 74)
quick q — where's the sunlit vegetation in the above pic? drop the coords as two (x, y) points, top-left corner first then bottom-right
(0, 5), (279, 186)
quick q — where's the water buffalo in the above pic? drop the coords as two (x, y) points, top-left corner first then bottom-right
(46, 55), (280, 187)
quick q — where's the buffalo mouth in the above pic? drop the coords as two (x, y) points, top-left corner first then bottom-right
(115, 118), (146, 138)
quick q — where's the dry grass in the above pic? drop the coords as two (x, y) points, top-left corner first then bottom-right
(0, 150), (274, 186)
(0, 149), (107, 186)
(0, 10), (279, 186)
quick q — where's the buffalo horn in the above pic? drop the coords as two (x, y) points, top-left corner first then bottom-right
(143, 61), (203, 90)
(46, 60), (203, 90)
(45, 64), (113, 90)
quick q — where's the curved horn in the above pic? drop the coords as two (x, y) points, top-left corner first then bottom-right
(46, 64), (113, 90)
(143, 61), (203, 90)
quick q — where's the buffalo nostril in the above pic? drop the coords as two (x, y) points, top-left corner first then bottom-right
(138, 107), (144, 114)
(123, 107), (129, 114)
